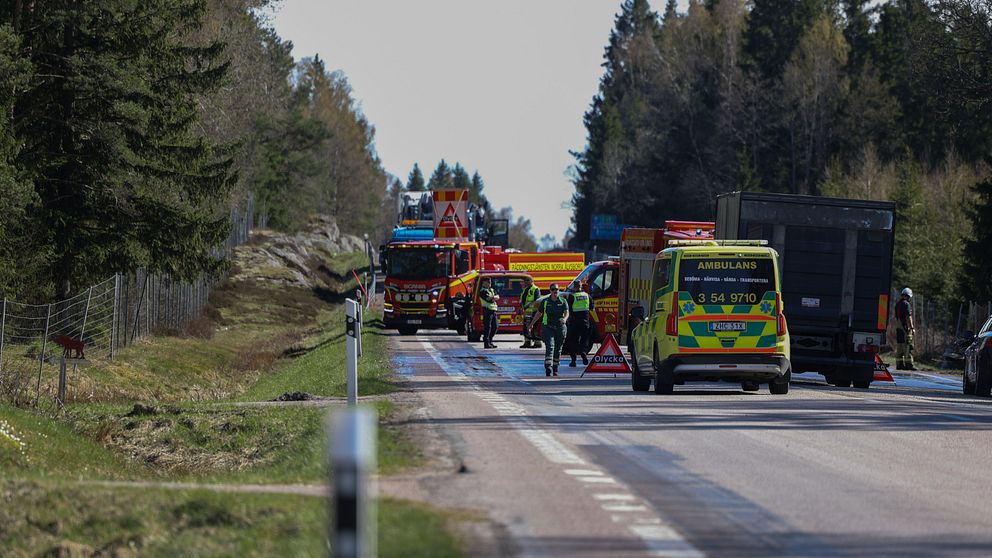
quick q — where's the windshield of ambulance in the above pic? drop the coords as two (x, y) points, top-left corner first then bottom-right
(678, 256), (775, 305)
(387, 247), (451, 280)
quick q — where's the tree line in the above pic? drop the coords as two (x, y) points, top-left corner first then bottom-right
(571, 0), (992, 303)
(0, 0), (388, 302)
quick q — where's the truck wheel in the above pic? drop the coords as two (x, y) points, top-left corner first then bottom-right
(630, 348), (651, 392)
(853, 380), (871, 389)
(466, 321), (481, 343)
(741, 381), (760, 392)
(976, 366), (992, 397)
(398, 326), (418, 336)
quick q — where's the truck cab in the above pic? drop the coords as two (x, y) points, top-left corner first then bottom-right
(629, 241), (792, 395)
(383, 240), (481, 335)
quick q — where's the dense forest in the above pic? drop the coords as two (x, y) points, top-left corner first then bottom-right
(571, 0), (992, 303)
(0, 0), (388, 302)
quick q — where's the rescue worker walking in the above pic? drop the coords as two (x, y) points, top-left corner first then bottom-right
(565, 280), (593, 367)
(519, 276), (542, 348)
(895, 287), (917, 370)
(528, 283), (569, 377)
(479, 277), (499, 349)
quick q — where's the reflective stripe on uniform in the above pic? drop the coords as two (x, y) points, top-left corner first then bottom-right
(572, 292), (591, 312)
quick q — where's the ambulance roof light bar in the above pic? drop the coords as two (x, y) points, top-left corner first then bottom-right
(666, 239), (769, 247)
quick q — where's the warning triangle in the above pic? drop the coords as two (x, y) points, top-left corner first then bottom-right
(438, 203), (464, 231)
(582, 334), (631, 375)
(873, 354), (895, 383)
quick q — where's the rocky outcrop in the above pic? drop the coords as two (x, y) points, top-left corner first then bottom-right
(230, 216), (367, 289)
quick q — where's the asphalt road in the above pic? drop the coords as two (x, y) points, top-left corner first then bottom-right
(393, 330), (992, 558)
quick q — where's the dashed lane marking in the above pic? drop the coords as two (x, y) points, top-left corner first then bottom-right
(418, 336), (705, 558)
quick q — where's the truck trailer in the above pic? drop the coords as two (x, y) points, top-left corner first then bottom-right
(715, 192), (895, 388)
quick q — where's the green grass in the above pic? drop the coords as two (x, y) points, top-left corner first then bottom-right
(242, 312), (396, 400)
(0, 404), (137, 481)
(0, 481), (463, 558)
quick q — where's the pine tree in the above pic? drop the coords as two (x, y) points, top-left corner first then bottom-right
(10, 0), (235, 295)
(407, 163), (426, 191)
(743, 0), (825, 80)
(964, 178), (992, 302)
(428, 160), (453, 190)
(451, 163), (471, 190)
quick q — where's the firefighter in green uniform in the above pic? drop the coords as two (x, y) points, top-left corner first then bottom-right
(894, 287), (916, 370)
(478, 277), (499, 349)
(529, 283), (569, 377)
(519, 276), (542, 348)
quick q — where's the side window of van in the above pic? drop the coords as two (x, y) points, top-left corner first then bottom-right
(651, 257), (671, 311)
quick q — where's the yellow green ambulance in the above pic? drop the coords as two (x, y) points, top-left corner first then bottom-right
(629, 240), (791, 395)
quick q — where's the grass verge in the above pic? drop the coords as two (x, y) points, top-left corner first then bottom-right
(0, 481), (463, 558)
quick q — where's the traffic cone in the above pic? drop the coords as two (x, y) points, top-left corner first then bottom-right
(873, 354), (895, 383)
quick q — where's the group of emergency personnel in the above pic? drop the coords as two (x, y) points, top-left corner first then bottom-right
(478, 274), (595, 377)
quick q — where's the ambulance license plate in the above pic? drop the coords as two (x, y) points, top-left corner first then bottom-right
(407, 319), (422, 325)
(709, 321), (746, 332)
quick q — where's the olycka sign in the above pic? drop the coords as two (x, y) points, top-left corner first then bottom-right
(433, 189), (470, 241)
(582, 334), (632, 376)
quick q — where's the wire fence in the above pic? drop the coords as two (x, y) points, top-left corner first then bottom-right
(0, 198), (253, 408)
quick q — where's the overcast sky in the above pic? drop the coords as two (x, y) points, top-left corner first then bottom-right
(270, 1), (682, 243)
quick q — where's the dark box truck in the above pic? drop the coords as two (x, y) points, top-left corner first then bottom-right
(715, 192), (895, 388)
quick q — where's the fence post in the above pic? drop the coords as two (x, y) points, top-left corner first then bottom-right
(36, 303), (52, 404)
(111, 274), (119, 357)
(346, 299), (359, 406)
(131, 273), (148, 343)
(0, 297), (6, 374)
(328, 407), (377, 558)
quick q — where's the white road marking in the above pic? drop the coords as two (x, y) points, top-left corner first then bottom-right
(578, 476), (618, 484)
(603, 504), (651, 512)
(594, 493), (638, 502)
(565, 469), (603, 476)
(419, 337), (704, 557)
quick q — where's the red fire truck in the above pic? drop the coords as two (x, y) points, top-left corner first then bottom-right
(567, 221), (715, 345)
(382, 240), (486, 335)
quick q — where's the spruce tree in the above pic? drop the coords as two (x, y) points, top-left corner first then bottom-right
(10, 0), (234, 295)
(743, 0), (825, 80)
(407, 163), (426, 191)
(451, 163), (471, 191)
(428, 160), (453, 190)
(964, 178), (992, 302)
(469, 171), (487, 206)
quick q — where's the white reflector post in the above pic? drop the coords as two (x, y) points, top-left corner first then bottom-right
(329, 408), (377, 558)
(345, 298), (359, 406)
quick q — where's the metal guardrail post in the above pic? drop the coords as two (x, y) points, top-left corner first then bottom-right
(345, 299), (359, 406)
(329, 407), (377, 558)
(0, 297), (6, 374)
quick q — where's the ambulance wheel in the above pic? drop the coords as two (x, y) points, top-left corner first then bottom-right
(741, 381), (760, 392)
(853, 380), (871, 389)
(398, 326), (418, 336)
(769, 380), (790, 395)
(630, 349), (651, 392)
(831, 378), (852, 388)
(653, 356), (674, 395)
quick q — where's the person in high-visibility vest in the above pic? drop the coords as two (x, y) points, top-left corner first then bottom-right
(565, 280), (594, 367)
(894, 287), (916, 370)
(528, 283), (569, 376)
(519, 275), (542, 348)
(479, 277), (499, 349)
